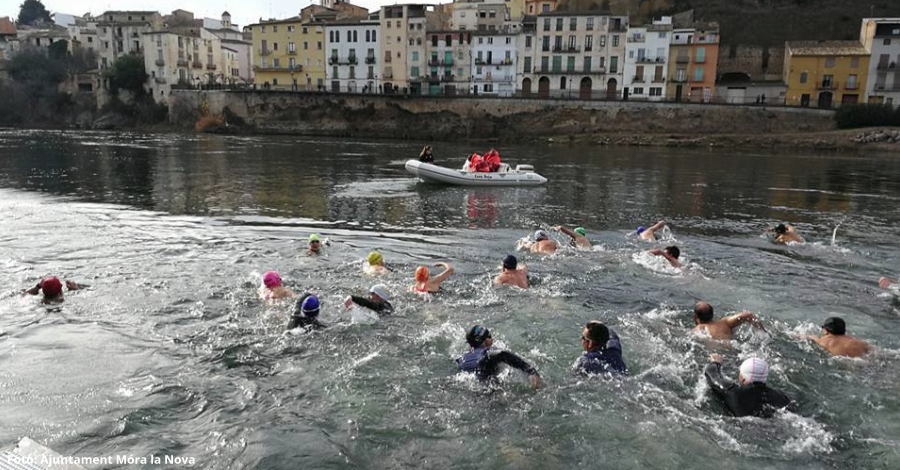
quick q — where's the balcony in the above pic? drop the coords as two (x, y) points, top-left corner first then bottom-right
(383, 72), (393, 79)
(876, 62), (897, 71)
(192, 61), (202, 69)
(177, 59), (188, 66)
(552, 46), (581, 53)
(676, 55), (690, 64)
(636, 57), (665, 64)
(253, 65), (302, 73)
(428, 58), (439, 66)
(632, 76), (644, 83)
(155, 59), (164, 66)
(610, 24), (627, 33)
(288, 50), (296, 55)
(365, 56), (376, 64)
(259, 49), (271, 56)
(652, 76), (665, 83)
(442, 58), (453, 65)
(207, 64), (216, 70)
(694, 57), (706, 64)
(155, 77), (166, 84)
(671, 76), (687, 83)
(329, 56), (338, 65)
(844, 82), (859, 90)
(441, 74), (454, 82)
(367, 73), (374, 79)
(627, 35), (645, 43)
(329, 56), (358, 65)
(817, 81), (838, 90)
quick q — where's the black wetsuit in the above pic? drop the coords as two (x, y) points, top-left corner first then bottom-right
(704, 363), (797, 418)
(350, 295), (394, 315)
(457, 346), (539, 382)
(286, 293), (327, 331)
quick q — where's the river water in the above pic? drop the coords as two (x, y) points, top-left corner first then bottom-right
(0, 130), (899, 469)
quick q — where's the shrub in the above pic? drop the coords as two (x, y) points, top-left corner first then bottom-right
(834, 103), (899, 129)
(195, 115), (224, 133)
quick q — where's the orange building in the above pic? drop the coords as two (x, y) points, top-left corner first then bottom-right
(667, 24), (719, 102)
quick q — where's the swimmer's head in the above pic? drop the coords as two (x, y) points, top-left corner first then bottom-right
(582, 321), (610, 352)
(369, 284), (391, 302)
(534, 230), (549, 241)
(263, 271), (282, 288)
(415, 266), (430, 283)
(665, 246), (680, 259)
(367, 251), (384, 266)
(40, 276), (63, 298)
(822, 317), (846, 335)
(739, 357), (769, 384)
(574, 227), (587, 237)
(300, 295), (320, 317)
(694, 302), (714, 323)
(502, 254), (518, 270)
(774, 224), (787, 235)
(466, 325), (492, 347)
(636, 226), (646, 235)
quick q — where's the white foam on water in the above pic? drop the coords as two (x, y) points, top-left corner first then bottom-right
(779, 411), (835, 455)
(632, 251), (684, 275)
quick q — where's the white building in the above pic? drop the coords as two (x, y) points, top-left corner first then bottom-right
(861, 18), (900, 106)
(143, 28), (226, 102)
(204, 12), (254, 84)
(471, 29), (517, 96)
(451, 1), (509, 31)
(96, 11), (163, 70)
(325, 19), (380, 93)
(623, 17), (672, 101)
(520, 12), (628, 99)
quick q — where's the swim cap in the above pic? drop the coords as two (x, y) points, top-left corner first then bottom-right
(636, 226), (646, 235)
(415, 266), (429, 282)
(466, 325), (492, 347)
(739, 357), (769, 384)
(502, 254), (517, 269)
(574, 227), (586, 237)
(301, 295), (320, 317)
(309, 234), (321, 243)
(822, 317), (846, 335)
(775, 224), (787, 234)
(367, 251), (383, 266)
(534, 230), (549, 241)
(262, 271), (282, 288)
(40, 276), (63, 297)
(369, 284), (391, 302)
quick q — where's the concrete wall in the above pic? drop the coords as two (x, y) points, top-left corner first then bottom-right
(170, 90), (836, 140)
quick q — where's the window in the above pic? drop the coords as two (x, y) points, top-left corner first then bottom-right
(331, 66), (338, 78)
(825, 57), (835, 68)
(524, 56), (532, 72)
(288, 26), (295, 32)
(396, 21), (401, 28)
(458, 68), (463, 76)
(649, 87), (662, 96)
(526, 36), (532, 48)
(799, 72), (807, 84)
(261, 25), (267, 33)
(847, 74), (858, 89)
(658, 32), (666, 38)
(387, 21), (391, 29)
(412, 51), (419, 61)
(347, 31), (352, 42)
(556, 18), (563, 31)
(633, 87), (644, 94)
(568, 35), (576, 50)
(850, 57), (859, 68)
(273, 26), (278, 33)
(566, 56), (575, 72)
(289, 42), (295, 52)
(560, 77), (566, 89)
(478, 37), (483, 44)
(289, 58), (296, 69)
(541, 56), (549, 71)
(273, 58), (280, 68)
(366, 30), (370, 42)
(695, 47), (706, 63)
(542, 36), (550, 51)
(488, 37), (493, 44)
(822, 74), (834, 87)
(317, 41), (322, 50)
(446, 34), (452, 46)
(554, 36), (562, 50)
(693, 66), (703, 81)
(583, 56), (591, 71)
(273, 42), (279, 51)
(612, 35), (619, 47)
(385, 50), (391, 62)
(586, 17), (594, 31)
(302, 27), (308, 34)
(411, 66), (419, 77)
(599, 35), (606, 47)
(506, 37), (512, 44)
(569, 18), (577, 31)
(372, 31), (376, 42)
(585, 35), (593, 51)
(543, 18), (550, 31)
(609, 56), (617, 73)
(886, 38), (892, 46)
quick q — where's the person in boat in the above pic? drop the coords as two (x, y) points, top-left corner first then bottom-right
(419, 145), (434, 163)
(457, 325), (541, 391)
(647, 246), (681, 268)
(286, 294), (327, 331)
(574, 321), (627, 376)
(637, 220), (668, 241)
(483, 148), (501, 172)
(519, 230), (558, 254)
(307, 234), (324, 256)
(704, 354), (796, 418)
(412, 262), (454, 294)
(494, 254), (529, 289)
(880, 276), (897, 289)
(24, 276), (81, 304)
(466, 152), (492, 173)
(364, 251), (389, 275)
(800, 317), (871, 358)
(344, 284), (394, 315)
(691, 301), (765, 340)
(259, 271), (297, 302)
(554, 225), (591, 248)
(767, 223), (804, 244)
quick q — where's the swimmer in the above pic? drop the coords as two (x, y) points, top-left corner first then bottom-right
(307, 234), (324, 256)
(412, 262), (454, 294)
(364, 251), (389, 276)
(691, 302), (765, 340)
(767, 223), (804, 244)
(878, 276), (897, 289)
(344, 283), (394, 315)
(494, 254), (529, 289)
(637, 220), (667, 241)
(704, 354), (797, 418)
(574, 321), (627, 376)
(647, 246), (681, 268)
(800, 317), (871, 358)
(553, 225), (591, 249)
(519, 230), (558, 254)
(24, 276), (80, 304)
(259, 271), (296, 302)
(286, 294), (326, 331)
(457, 325), (541, 390)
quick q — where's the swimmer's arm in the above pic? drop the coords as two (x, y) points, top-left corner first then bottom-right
(648, 249), (680, 267)
(492, 350), (541, 390)
(431, 262), (454, 284)
(24, 284), (40, 295)
(704, 360), (737, 396)
(350, 295), (380, 310)
(646, 220), (666, 234)
(554, 225), (577, 238)
(725, 311), (765, 331)
(65, 281), (80, 291)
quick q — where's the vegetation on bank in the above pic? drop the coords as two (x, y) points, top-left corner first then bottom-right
(834, 104), (900, 129)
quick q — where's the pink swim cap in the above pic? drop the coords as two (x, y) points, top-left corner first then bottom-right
(263, 271), (282, 288)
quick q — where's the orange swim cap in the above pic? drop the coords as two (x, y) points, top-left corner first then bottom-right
(415, 266), (429, 282)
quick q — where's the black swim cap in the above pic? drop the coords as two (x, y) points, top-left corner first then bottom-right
(502, 254), (517, 269)
(466, 325), (491, 347)
(822, 317), (846, 335)
(775, 224), (787, 234)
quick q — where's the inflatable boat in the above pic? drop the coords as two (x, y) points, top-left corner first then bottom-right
(405, 160), (548, 186)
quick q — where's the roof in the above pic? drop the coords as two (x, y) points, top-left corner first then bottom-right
(0, 17), (15, 35)
(786, 40), (868, 56)
(99, 11), (159, 16)
(222, 11), (231, 16)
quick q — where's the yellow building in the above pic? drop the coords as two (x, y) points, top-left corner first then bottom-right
(783, 41), (870, 108)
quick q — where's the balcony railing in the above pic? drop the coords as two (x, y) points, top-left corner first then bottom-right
(383, 72), (393, 79)
(636, 57), (665, 64)
(259, 49), (271, 56)
(844, 82), (859, 90)
(252, 65), (303, 72)
(652, 77), (665, 83)
(670, 76), (686, 83)
(207, 64), (216, 70)
(627, 35), (645, 42)
(676, 55), (690, 64)
(365, 56), (376, 64)
(552, 46), (581, 53)
(288, 50), (296, 55)
(610, 24), (627, 32)
(428, 58), (439, 66)
(533, 66), (605, 74)
(155, 59), (164, 66)
(441, 74), (454, 82)
(192, 61), (202, 69)
(177, 59), (188, 66)
(632, 76), (644, 83)
(817, 81), (838, 90)
(876, 62), (897, 71)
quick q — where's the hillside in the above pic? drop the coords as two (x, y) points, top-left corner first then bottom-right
(557, 0), (900, 46)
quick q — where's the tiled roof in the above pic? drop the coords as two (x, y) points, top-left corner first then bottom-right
(787, 40), (868, 56)
(0, 17), (16, 35)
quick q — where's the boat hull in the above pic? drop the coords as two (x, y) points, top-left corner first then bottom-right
(405, 160), (548, 186)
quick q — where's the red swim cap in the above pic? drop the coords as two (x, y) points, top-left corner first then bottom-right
(415, 266), (429, 283)
(41, 276), (63, 297)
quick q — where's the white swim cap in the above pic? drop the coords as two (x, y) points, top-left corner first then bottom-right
(369, 284), (391, 302)
(739, 357), (769, 384)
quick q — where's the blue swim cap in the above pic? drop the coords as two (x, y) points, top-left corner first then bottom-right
(301, 295), (320, 316)
(636, 226), (646, 235)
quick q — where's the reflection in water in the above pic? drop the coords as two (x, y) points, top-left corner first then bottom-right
(0, 130), (899, 469)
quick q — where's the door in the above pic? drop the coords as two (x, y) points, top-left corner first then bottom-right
(579, 77), (592, 100)
(606, 78), (617, 100)
(522, 77), (532, 96)
(675, 84), (683, 102)
(538, 76), (550, 98)
(331, 80), (340, 92)
(817, 91), (833, 109)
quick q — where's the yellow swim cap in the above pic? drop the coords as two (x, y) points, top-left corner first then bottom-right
(368, 251), (383, 266)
